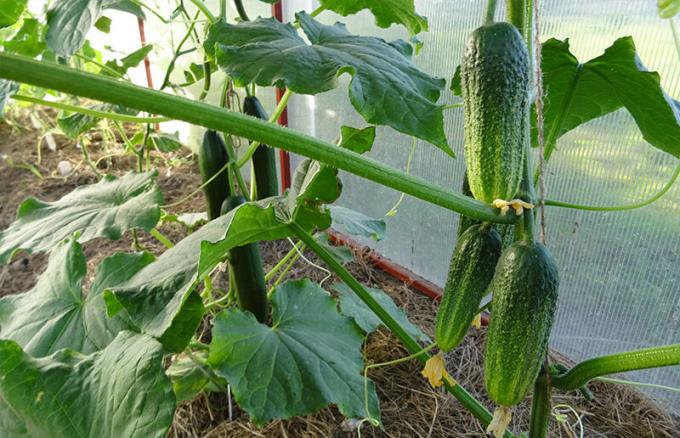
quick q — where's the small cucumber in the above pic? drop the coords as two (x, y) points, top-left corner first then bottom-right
(436, 224), (502, 352)
(221, 196), (268, 322)
(484, 241), (559, 406)
(198, 130), (231, 220)
(243, 96), (278, 200)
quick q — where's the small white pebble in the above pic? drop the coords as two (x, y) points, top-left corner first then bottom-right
(57, 160), (73, 176)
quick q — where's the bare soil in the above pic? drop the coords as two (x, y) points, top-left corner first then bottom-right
(1, 118), (678, 437)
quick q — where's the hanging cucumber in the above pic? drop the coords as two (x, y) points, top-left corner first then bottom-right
(461, 22), (530, 204)
(198, 130), (231, 220)
(436, 224), (502, 351)
(243, 96), (278, 199)
(484, 240), (559, 406)
(221, 196), (268, 322)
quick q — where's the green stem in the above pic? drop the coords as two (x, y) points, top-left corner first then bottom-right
(219, 0), (227, 21)
(551, 344), (680, 390)
(594, 376), (680, 393)
(160, 10), (199, 90)
(187, 0), (216, 22)
(484, 0), (498, 25)
(505, 0), (525, 31)
(236, 88), (293, 168)
(12, 94), (171, 124)
(0, 54), (514, 224)
(233, 0), (249, 21)
(544, 161), (680, 211)
(309, 5), (327, 18)
(223, 135), (250, 200)
(74, 54), (125, 78)
(290, 222), (515, 437)
(264, 241), (305, 281)
(267, 251), (300, 297)
(198, 60), (212, 101)
(150, 228), (174, 248)
(529, 360), (551, 438)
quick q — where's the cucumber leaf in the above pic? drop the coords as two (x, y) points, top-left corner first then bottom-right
(330, 205), (386, 241)
(2, 18), (46, 57)
(658, 0), (680, 18)
(257, 0), (426, 34)
(539, 37), (680, 159)
(205, 12), (450, 154)
(0, 238), (153, 357)
(208, 279), (380, 424)
(0, 331), (174, 438)
(339, 125), (376, 154)
(166, 352), (224, 403)
(46, 0), (145, 58)
(0, 0), (27, 28)
(105, 160), (341, 352)
(103, 44), (153, 76)
(333, 282), (430, 342)
(318, 0), (427, 35)
(0, 171), (162, 264)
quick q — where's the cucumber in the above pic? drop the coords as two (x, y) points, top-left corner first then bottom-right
(484, 241), (559, 406)
(436, 224), (502, 352)
(461, 22), (529, 203)
(243, 96), (278, 199)
(198, 130), (231, 220)
(221, 196), (268, 322)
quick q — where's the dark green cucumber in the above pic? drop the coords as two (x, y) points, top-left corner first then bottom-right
(243, 96), (278, 199)
(198, 130), (231, 220)
(461, 22), (529, 203)
(436, 224), (502, 352)
(221, 196), (268, 322)
(484, 241), (559, 406)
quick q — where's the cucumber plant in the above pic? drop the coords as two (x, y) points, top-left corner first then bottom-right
(0, 0), (678, 437)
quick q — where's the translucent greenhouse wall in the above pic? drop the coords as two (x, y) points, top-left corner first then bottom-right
(282, 1), (680, 409)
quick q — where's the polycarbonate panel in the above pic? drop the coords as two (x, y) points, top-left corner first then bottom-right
(283, 0), (680, 409)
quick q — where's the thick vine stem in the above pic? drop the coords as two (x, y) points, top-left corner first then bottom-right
(290, 222), (516, 437)
(551, 344), (680, 390)
(0, 53), (516, 224)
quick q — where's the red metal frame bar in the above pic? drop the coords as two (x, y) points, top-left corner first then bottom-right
(272, 2), (292, 191)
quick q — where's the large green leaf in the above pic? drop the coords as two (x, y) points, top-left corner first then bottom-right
(0, 331), (175, 438)
(330, 205), (386, 241)
(540, 37), (680, 159)
(0, 171), (162, 264)
(0, 238), (153, 357)
(205, 12), (449, 154)
(2, 18), (46, 57)
(333, 282), (430, 342)
(105, 161), (341, 352)
(320, 0), (427, 35)
(208, 279), (380, 424)
(0, 0), (27, 28)
(46, 0), (144, 58)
